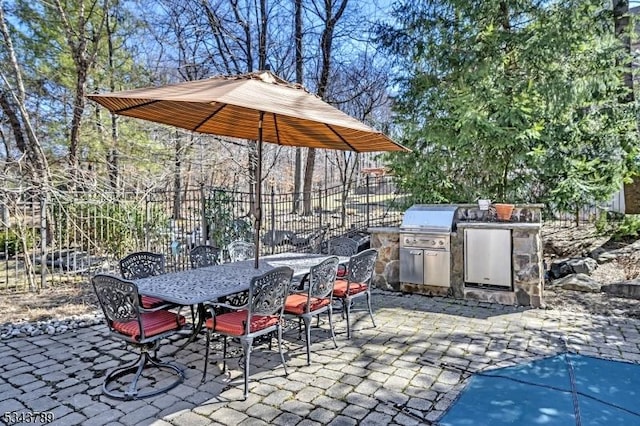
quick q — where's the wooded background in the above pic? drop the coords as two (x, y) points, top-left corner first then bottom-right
(1, 0), (639, 224)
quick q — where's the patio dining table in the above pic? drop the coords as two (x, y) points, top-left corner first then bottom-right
(134, 252), (350, 341)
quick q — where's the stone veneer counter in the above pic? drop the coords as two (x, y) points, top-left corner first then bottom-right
(368, 203), (544, 308)
(454, 221), (544, 308)
(456, 222), (541, 230)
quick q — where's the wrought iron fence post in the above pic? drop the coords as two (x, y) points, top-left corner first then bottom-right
(200, 183), (207, 246)
(270, 186), (275, 254)
(366, 174), (371, 229)
(319, 183), (323, 235)
(144, 193), (150, 250)
(40, 194), (47, 290)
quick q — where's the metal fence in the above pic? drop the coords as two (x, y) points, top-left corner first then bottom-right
(1, 173), (627, 293)
(0, 175), (405, 292)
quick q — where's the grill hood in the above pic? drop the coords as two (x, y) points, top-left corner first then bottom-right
(400, 204), (458, 233)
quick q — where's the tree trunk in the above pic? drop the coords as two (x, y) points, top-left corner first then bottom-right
(302, 0), (348, 215)
(292, 0), (303, 213)
(53, 0), (106, 190)
(173, 134), (182, 219)
(106, 4), (119, 192)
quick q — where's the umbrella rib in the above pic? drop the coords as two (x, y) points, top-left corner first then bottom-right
(193, 103), (227, 132)
(115, 99), (160, 114)
(324, 124), (358, 151)
(272, 113), (282, 145)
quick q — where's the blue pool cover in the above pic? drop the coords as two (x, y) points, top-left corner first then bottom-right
(438, 353), (640, 425)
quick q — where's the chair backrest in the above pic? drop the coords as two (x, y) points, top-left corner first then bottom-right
(346, 248), (378, 285)
(246, 266), (293, 333)
(119, 252), (165, 279)
(92, 274), (143, 336)
(307, 226), (329, 254)
(190, 245), (220, 268)
(328, 237), (359, 256)
(227, 240), (255, 262)
(307, 256), (339, 303)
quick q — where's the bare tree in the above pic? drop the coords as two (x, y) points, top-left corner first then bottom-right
(292, 0), (303, 213)
(0, 3), (50, 186)
(302, 0), (348, 215)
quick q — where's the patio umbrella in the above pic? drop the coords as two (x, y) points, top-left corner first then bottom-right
(88, 71), (408, 268)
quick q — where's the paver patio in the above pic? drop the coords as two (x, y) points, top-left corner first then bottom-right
(1, 290), (639, 426)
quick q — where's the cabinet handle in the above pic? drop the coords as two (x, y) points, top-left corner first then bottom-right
(409, 250), (422, 256)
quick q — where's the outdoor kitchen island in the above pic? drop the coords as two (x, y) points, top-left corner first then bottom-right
(369, 204), (545, 308)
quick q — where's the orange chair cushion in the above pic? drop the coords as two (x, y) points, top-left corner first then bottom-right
(332, 279), (368, 298)
(284, 294), (331, 315)
(140, 295), (167, 309)
(205, 310), (278, 336)
(113, 310), (185, 340)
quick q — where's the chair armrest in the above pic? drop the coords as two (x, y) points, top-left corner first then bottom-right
(203, 301), (248, 313)
(140, 302), (179, 313)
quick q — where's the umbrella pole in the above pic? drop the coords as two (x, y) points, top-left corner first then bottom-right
(254, 112), (264, 269)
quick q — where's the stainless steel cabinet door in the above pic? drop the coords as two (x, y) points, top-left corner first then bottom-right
(424, 250), (451, 287)
(464, 228), (512, 287)
(399, 248), (424, 284)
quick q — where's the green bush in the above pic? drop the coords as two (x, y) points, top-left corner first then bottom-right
(612, 215), (640, 241)
(0, 227), (34, 257)
(205, 190), (254, 250)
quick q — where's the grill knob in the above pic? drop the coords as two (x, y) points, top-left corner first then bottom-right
(431, 240), (436, 246)
(439, 240), (444, 245)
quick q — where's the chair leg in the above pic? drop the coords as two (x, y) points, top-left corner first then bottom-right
(345, 297), (352, 339)
(327, 306), (338, 348)
(201, 328), (211, 383)
(277, 324), (288, 376)
(103, 348), (183, 400)
(222, 336), (228, 373)
(366, 291), (376, 328)
(240, 337), (253, 400)
(302, 314), (312, 365)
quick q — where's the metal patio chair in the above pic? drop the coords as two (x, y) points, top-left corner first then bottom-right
(119, 251), (171, 309)
(189, 245), (220, 268)
(328, 237), (359, 256)
(92, 274), (186, 400)
(226, 240), (255, 262)
(284, 256), (339, 365)
(328, 237), (359, 278)
(332, 248), (378, 339)
(201, 266), (294, 399)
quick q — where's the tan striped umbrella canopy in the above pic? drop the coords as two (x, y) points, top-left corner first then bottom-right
(88, 71), (407, 152)
(88, 71), (408, 267)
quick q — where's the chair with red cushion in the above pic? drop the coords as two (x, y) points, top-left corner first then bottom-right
(284, 256), (339, 365)
(201, 266), (294, 399)
(91, 274), (186, 400)
(333, 248), (378, 339)
(329, 237), (358, 278)
(119, 252), (171, 309)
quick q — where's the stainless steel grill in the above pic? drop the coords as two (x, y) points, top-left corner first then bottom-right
(399, 205), (457, 287)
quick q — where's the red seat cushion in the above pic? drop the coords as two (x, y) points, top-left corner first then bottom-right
(140, 295), (167, 309)
(113, 310), (185, 340)
(333, 279), (368, 298)
(205, 310), (279, 336)
(284, 294), (331, 315)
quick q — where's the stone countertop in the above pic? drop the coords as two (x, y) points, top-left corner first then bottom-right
(457, 221), (541, 230)
(368, 227), (400, 233)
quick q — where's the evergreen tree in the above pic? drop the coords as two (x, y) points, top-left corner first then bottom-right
(378, 0), (639, 212)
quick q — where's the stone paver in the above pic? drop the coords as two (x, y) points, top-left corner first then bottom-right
(0, 289), (639, 425)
